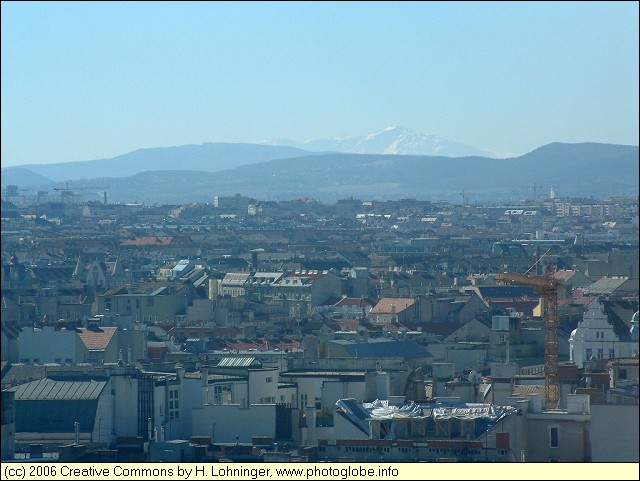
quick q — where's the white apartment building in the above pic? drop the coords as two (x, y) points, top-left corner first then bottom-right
(569, 300), (639, 368)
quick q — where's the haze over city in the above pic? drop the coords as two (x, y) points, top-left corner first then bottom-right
(1, 2), (639, 472)
(1, 1), (638, 167)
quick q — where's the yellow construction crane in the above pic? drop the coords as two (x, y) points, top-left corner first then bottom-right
(495, 251), (560, 408)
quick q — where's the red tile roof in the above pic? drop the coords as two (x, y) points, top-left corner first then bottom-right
(78, 327), (117, 350)
(333, 297), (376, 308)
(370, 298), (415, 314)
(336, 319), (363, 331)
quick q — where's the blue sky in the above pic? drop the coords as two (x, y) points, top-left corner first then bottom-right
(1, 1), (638, 166)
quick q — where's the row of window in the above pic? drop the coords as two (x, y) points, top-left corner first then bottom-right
(20, 358), (74, 364)
(103, 298), (155, 310)
(334, 447), (505, 456)
(585, 348), (614, 360)
(341, 446), (390, 453)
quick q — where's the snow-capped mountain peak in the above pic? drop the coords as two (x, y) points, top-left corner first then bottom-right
(263, 127), (497, 158)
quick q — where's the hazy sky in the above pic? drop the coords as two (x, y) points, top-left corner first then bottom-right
(1, 1), (638, 167)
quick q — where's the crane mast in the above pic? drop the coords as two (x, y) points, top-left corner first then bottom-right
(495, 254), (559, 408)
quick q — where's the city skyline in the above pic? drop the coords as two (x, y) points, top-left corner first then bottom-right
(1, 1), (638, 167)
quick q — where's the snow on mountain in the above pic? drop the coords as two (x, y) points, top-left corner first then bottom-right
(263, 126), (498, 158)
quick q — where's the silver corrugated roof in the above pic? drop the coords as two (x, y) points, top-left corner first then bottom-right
(11, 378), (106, 401)
(216, 357), (259, 368)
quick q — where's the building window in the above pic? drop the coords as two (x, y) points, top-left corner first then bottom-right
(169, 389), (179, 420)
(597, 348), (604, 360)
(596, 332), (599, 339)
(609, 349), (615, 360)
(586, 349), (592, 360)
(214, 385), (231, 404)
(549, 426), (559, 448)
(265, 377), (273, 383)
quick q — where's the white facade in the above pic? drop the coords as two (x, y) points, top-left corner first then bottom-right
(590, 404), (639, 462)
(110, 372), (139, 439)
(109, 368), (182, 442)
(191, 403), (276, 444)
(178, 375), (206, 439)
(248, 369), (278, 405)
(200, 367), (278, 408)
(321, 380), (367, 411)
(569, 300), (639, 368)
(282, 373), (367, 411)
(92, 386), (114, 445)
(18, 326), (82, 364)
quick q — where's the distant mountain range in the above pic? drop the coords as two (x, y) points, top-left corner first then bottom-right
(2, 140), (638, 205)
(1, 143), (312, 183)
(262, 126), (499, 158)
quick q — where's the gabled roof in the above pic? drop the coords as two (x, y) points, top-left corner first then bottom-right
(77, 327), (117, 350)
(222, 272), (250, 285)
(419, 323), (461, 337)
(370, 298), (415, 314)
(602, 300), (637, 340)
(31, 266), (75, 282)
(333, 297), (377, 309)
(553, 269), (589, 284)
(1, 363), (49, 389)
(334, 319), (364, 332)
(103, 286), (127, 296)
(582, 276), (634, 295)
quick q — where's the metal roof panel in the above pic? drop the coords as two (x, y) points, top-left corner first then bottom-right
(12, 379), (107, 401)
